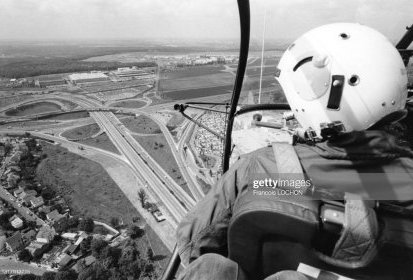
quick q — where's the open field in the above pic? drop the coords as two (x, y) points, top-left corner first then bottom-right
(247, 55), (282, 67)
(5, 101), (62, 116)
(78, 132), (120, 154)
(161, 65), (225, 79)
(0, 94), (37, 108)
(0, 42), (158, 79)
(166, 114), (185, 130)
(80, 80), (151, 93)
(36, 143), (137, 224)
(61, 123), (101, 139)
(0, 120), (58, 130)
(112, 100), (147, 108)
(197, 176), (212, 195)
(133, 134), (192, 198)
(120, 115), (162, 134)
(160, 72), (234, 92)
(163, 85), (233, 100)
(246, 65), (278, 77)
(39, 111), (90, 120)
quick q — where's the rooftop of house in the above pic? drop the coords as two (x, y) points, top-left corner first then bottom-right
(5, 232), (23, 251)
(46, 210), (63, 222)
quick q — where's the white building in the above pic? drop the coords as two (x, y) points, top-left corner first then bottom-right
(61, 232), (77, 241)
(9, 215), (23, 229)
(68, 72), (108, 84)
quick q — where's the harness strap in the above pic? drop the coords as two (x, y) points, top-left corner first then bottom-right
(329, 193), (378, 268)
(271, 142), (378, 268)
(271, 142), (305, 180)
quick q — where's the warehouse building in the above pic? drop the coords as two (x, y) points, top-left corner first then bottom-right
(112, 67), (155, 79)
(68, 72), (108, 84)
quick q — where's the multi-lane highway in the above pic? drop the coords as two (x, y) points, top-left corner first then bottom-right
(0, 91), (222, 225)
(139, 112), (205, 201)
(90, 111), (193, 223)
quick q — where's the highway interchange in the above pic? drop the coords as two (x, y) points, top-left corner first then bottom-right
(0, 89), (224, 251)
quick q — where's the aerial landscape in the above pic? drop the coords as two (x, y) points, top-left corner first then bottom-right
(0, 36), (290, 279)
(0, 1), (412, 280)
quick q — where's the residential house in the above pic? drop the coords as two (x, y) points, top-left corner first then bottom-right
(61, 233), (77, 241)
(9, 151), (22, 165)
(36, 226), (56, 244)
(22, 229), (37, 244)
(21, 196), (35, 207)
(74, 231), (88, 246)
(73, 255), (95, 273)
(9, 215), (23, 229)
(46, 210), (64, 224)
(13, 188), (24, 197)
(58, 253), (72, 268)
(84, 255), (96, 266)
(6, 173), (19, 189)
(26, 241), (47, 256)
(16, 144), (28, 153)
(38, 205), (51, 215)
(5, 232), (24, 252)
(20, 189), (37, 199)
(67, 244), (79, 256)
(30, 196), (44, 208)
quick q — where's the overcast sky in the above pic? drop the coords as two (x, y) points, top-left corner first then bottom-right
(0, 0), (412, 43)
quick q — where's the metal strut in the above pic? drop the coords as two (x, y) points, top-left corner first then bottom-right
(396, 24), (413, 66)
(174, 104), (225, 140)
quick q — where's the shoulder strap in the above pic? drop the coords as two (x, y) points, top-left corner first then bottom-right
(272, 142), (379, 268)
(272, 142), (305, 181)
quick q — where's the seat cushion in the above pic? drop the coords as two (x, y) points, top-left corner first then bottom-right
(228, 193), (320, 278)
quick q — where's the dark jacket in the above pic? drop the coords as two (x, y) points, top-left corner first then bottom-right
(176, 131), (413, 266)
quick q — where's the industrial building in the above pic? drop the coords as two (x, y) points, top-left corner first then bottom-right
(68, 72), (108, 84)
(112, 67), (155, 79)
(38, 79), (67, 87)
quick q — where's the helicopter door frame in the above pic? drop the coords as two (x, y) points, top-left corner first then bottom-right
(159, 1), (251, 279)
(222, 0), (251, 173)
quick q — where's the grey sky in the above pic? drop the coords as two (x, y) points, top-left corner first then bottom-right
(0, 0), (412, 42)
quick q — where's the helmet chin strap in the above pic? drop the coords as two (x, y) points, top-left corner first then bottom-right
(293, 121), (346, 144)
(320, 121), (346, 140)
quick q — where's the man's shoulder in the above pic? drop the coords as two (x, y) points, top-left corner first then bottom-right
(239, 146), (275, 161)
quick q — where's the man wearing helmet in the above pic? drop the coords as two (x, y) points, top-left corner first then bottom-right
(176, 23), (413, 280)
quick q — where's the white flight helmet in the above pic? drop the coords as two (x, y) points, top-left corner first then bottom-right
(276, 23), (408, 138)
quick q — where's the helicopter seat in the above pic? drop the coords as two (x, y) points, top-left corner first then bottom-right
(227, 143), (413, 279)
(228, 193), (321, 279)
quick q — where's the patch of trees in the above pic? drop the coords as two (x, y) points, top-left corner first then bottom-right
(18, 248), (32, 262)
(78, 217), (94, 233)
(78, 237), (156, 280)
(127, 225), (144, 239)
(80, 236), (93, 255)
(13, 275), (39, 280)
(0, 211), (14, 230)
(0, 57), (156, 79)
(3, 142), (12, 156)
